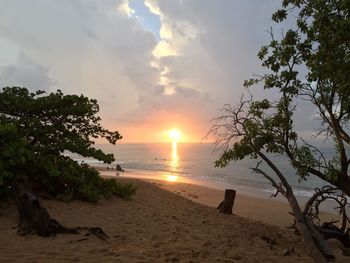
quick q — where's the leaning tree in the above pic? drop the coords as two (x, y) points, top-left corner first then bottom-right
(208, 0), (350, 262)
(0, 87), (135, 236)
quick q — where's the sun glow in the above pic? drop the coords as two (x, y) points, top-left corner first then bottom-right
(168, 128), (181, 142)
(166, 175), (178, 182)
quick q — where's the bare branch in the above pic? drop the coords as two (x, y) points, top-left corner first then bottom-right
(303, 186), (350, 232)
(204, 95), (253, 153)
(251, 166), (286, 197)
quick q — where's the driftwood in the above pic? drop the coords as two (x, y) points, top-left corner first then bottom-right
(253, 156), (333, 263)
(252, 162), (350, 262)
(75, 227), (109, 241)
(303, 186), (350, 249)
(12, 176), (109, 240)
(217, 189), (236, 214)
(319, 224), (350, 248)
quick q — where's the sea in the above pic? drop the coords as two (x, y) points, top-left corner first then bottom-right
(69, 142), (335, 200)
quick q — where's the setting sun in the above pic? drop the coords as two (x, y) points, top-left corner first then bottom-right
(168, 129), (181, 142)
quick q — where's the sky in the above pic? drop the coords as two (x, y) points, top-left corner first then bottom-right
(0, 0), (317, 143)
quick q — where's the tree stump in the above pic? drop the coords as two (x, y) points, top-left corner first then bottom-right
(12, 176), (76, 236)
(11, 176), (109, 240)
(116, 164), (124, 172)
(217, 189), (236, 214)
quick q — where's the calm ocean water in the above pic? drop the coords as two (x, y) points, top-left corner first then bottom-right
(70, 143), (334, 198)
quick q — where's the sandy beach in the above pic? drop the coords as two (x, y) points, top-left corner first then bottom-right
(101, 168), (338, 228)
(0, 178), (348, 262)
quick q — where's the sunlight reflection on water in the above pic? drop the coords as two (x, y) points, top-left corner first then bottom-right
(170, 141), (179, 172)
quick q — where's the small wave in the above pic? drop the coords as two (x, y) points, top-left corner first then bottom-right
(262, 188), (314, 197)
(71, 143), (328, 199)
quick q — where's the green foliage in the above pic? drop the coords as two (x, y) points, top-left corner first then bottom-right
(290, 146), (321, 179)
(0, 87), (135, 201)
(212, 0), (350, 195)
(0, 123), (33, 198)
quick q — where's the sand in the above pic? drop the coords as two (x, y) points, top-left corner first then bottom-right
(155, 180), (295, 228)
(0, 178), (348, 262)
(153, 180), (340, 228)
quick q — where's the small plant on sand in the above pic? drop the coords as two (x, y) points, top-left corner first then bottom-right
(208, 0), (350, 262)
(0, 87), (135, 201)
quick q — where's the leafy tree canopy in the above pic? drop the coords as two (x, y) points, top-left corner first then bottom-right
(0, 87), (135, 201)
(211, 0), (350, 196)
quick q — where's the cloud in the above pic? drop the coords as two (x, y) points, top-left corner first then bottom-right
(0, 52), (55, 92)
(119, 0), (136, 17)
(148, 0), (282, 102)
(144, 0), (161, 16)
(1, 0), (309, 142)
(0, 0), (160, 119)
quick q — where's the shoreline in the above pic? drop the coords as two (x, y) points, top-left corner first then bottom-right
(97, 166), (324, 202)
(98, 168), (338, 228)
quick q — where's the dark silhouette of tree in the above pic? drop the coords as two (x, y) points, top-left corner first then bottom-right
(0, 87), (135, 202)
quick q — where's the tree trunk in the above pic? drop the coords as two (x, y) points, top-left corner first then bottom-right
(336, 177), (350, 198)
(257, 152), (333, 263)
(12, 176), (76, 236)
(285, 191), (334, 262)
(217, 189), (236, 214)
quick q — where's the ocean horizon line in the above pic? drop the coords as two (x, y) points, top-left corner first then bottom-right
(97, 141), (213, 145)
